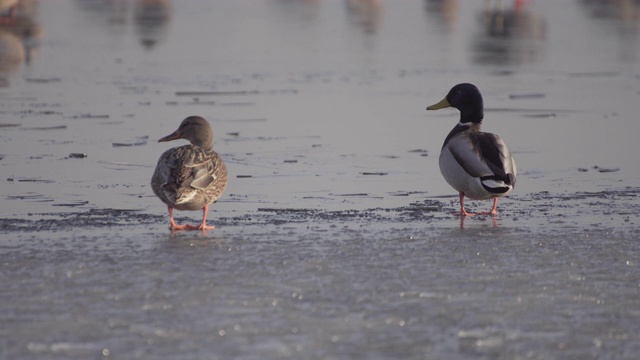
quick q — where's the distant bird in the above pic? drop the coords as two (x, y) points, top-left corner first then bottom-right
(151, 116), (227, 230)
(426, 83), (516, 216)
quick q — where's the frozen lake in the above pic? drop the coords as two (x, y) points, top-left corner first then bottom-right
(1, 0), (639, 358)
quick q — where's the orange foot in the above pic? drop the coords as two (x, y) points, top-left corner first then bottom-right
(459, 210), (475, 217)
(183, 223), (215, 231)
(169, 222), (197, 231)
(477, 199), (499, 217)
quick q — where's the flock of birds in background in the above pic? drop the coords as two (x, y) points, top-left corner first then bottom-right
(152, 84), (517, 231)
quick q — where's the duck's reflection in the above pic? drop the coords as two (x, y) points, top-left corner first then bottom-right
(459, 214), (499, 230)
(73, 0), (128, 26)
(424, 0), (459, 32)
(471, 0), (546, 66)
(170, 227), (211, 238)
(578, 0), (639, 23)
(578, 0), (639, 62)
(73, 0), (172, 50)
(135, 0), (171, 50)
(345, 0), (383, 35)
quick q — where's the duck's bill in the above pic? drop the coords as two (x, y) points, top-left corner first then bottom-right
(426, 98), (450, 110)
(158, 131), (181, 142)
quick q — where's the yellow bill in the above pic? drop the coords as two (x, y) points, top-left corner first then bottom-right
(426, 98), (450, 110)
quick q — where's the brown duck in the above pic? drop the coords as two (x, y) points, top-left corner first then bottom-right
(151, 116), (227, 230)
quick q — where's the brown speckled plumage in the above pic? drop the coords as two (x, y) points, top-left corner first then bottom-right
(151, 116), (227, 230)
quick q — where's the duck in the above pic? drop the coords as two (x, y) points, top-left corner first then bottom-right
(151, 116), (227, 230)
(426, 83), (516, 217)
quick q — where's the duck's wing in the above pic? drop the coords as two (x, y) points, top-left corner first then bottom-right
(448, 132), (516, 186)
(169, 146), (226, 191)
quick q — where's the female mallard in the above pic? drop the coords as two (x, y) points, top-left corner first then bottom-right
(151, 116), (227, 230)
(426, 83), (516, 217)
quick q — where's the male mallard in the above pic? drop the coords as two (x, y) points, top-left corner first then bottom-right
(151, 116), (227, 230)
(426, 83), (516, 217)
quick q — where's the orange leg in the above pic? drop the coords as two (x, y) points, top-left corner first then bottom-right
(489, 198), (499, 216)
(459, 193), (499, 217)
(478, 198), (499, 216)
(183, 204), (216, 231)
(198, 204), (216, 230)
(168, 206), (194, 230)
(459, 192), (474, 217)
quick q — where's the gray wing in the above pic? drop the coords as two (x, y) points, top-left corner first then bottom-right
(448, 133), (515, 183)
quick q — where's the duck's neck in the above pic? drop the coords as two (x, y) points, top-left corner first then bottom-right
(191, 134), (213, 149)
(441, 122), (482, 149)
(192, 140), (212, 149)
(460, 105), (484, 125)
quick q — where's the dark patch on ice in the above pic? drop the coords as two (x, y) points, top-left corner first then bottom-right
(52, 200), (90, 207)
(568, 71), (619, 77)
(521, 113), (556, 118)
(408, 149), (429, 154)
(509, 93), (545, 99)
(68, 153), (88, 158)
(165, 100), (216, 106)
(8, 177), (55, 183)
(22, 125), (67, 130)
(1, 189), (639, 234)
(0, 208), (161, 232)
(112, 136), (149, 147)
(25, 77), (62, 83)
(70, 114), (110, 119)
(0, 200), (443, 232)
(175, 89), (297, 96)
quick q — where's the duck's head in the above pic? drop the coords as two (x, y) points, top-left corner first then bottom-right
(158, 116), (213, 149)
(426, 83), (484, 124)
